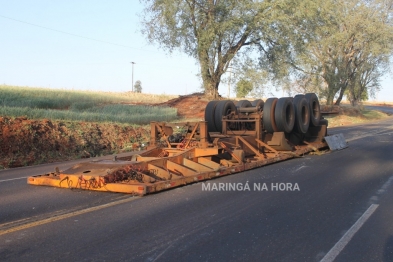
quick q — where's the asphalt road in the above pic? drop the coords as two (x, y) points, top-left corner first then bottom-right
(1, 116), (393, 262)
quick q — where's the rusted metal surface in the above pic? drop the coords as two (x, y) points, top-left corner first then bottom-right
(27, 95), (344, 195)
(28, 131), (329, 195)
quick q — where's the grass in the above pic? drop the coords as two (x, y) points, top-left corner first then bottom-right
(0, 85), (178, 125)
(362, 109), (388, 119)
(323, 105), (390, 127)
(0, 85), (177, 107)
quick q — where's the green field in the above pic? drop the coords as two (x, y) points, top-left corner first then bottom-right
(0, 85), (178, 125)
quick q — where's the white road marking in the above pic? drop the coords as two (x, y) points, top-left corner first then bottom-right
(0, 196), (140, 236)
(320, 204), (379, 262)
(0, 177), (28, 183)
(294, 165), (308, 172)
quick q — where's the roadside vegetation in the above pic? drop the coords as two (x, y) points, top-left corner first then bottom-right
(0, 85), (178, 125)
(0, 85), (181, 169)
(321, 104), (390, 127)
(0, 85), (390, 169)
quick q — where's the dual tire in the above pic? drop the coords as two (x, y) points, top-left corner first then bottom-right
(205, 93), (321, 134)
(204, 100), (236, 133)
(251, 99), (264, 112)
(275, 97), (295, 133)
(305, 93), (321, 126)
(236, 99), (264, 111)
(263, 97), (295, 133)
(263, 93), (321, 134)
(293, 95), (310, 134)
(236, 100), (253, 108)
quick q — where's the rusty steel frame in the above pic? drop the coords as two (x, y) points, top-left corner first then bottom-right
(27, 119), (329, 195)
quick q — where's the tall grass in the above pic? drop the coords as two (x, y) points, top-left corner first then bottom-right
(0, 85), (177, 109)
(0, 85), (178, 124)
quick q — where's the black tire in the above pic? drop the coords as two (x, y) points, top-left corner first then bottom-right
(236, 100), (252, 108)
(204, 100), (219, 132)
(305, 93), (321, 126)
(263, 98), (279, 133)
(251, 99), (264, 112)
(214, 100), (237, 133)
(293, 95), (310, 134)
(275, 97), (295, 133)
(319, 118), (328, 127)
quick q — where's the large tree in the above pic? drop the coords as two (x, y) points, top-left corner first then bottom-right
(140, 0), (304, 98)
(288, 0), (393, 105)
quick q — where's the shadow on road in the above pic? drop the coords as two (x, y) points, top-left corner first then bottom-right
(384, 235), (393, 262)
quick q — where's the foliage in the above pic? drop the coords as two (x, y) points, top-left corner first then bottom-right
(134, 80), (142, 93)
(0, 85), (176, 106)
(0, 85), (178, 124)
(0, 116), (152, 169)
(346, 57), (385, 106)
(235, 78), (253, 98)
(141, 0), (304, 98)
(286, 0), (393, 105)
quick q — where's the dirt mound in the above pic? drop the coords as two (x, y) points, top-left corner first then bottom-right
(158, 93), (210, 119)
(0, 117), (149, 168)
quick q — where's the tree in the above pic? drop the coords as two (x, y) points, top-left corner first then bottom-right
(134, 80), (142, 93)
(140, 0), (307, 98)
(346, 57), (386, 106)
(288, 0), (393, 105)
(225, 56), (269, 98)
(235, 78), (253, 98)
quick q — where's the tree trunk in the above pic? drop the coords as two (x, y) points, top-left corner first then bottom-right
(326, 90), (335, 105)
(198, 51), (220, 99)
(203, 80), (219, 98)
(334, 87), (346, 105)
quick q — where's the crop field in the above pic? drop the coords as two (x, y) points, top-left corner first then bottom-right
(0, 85), (179, 125)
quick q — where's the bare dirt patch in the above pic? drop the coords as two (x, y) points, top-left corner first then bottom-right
(157, 92), (210, 120)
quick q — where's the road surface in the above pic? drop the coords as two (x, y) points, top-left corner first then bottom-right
(1, 117), (393, 261)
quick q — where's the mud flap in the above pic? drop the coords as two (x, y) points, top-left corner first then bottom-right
(324, 133), (348, 150)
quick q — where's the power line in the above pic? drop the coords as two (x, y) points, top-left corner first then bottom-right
(0, 14), (159, 53)
(1, 61), (198, 70)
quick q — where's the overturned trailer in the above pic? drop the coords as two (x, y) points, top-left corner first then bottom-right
(27, 94), (346, 195)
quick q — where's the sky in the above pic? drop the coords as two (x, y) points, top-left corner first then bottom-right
(0, 1), (392, 101)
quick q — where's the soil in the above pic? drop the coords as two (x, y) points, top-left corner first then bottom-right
(157, 92), (210, 119)
(0, 117), (149, 168)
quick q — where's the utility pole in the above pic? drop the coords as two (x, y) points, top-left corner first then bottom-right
(131, 62), (135, 92)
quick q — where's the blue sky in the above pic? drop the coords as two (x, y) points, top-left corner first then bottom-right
(0, 0), (202, 95)
(0, 1), (392, 101)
